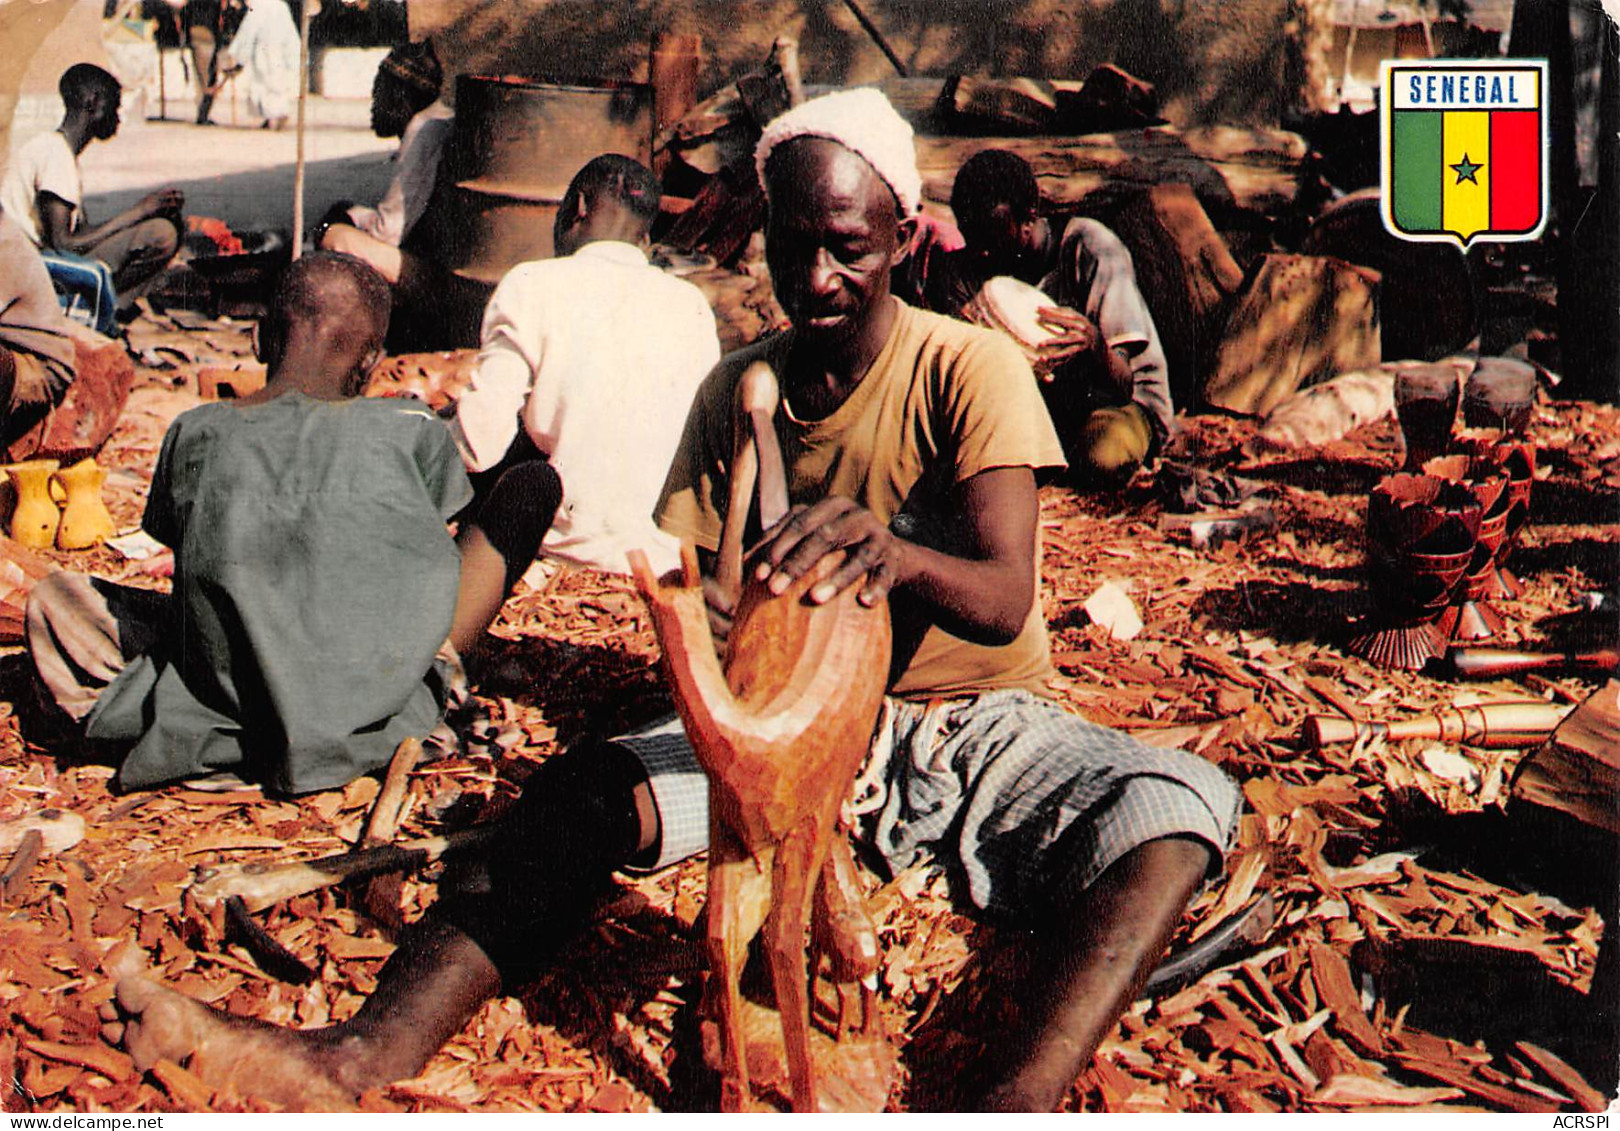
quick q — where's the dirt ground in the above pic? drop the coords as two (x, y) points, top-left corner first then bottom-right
(75, 93), (394, 238)
(1, 97), (1619, 1115)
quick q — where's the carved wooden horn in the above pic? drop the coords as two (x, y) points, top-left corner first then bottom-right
(631, 362), (794, 749)
(715, 361), (788, 606)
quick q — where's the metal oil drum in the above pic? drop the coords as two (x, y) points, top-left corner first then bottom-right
(439, 74), (654, 285)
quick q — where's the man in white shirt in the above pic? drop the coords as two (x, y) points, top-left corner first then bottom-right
(0, 64), (184, 316)
(444, 154), (721, 655)
(317, 40), (453, 285)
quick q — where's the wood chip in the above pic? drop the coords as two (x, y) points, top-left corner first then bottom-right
(1312, 1074), (1463, 1105)
(1, 328), (1613, 1114)
(23, 1038), (134, 1081)
(1306, 942), (1383, 1056)
(150, 1057), (215, 1108)
(1513, 1041), (1609, 1112)
(1, 829), (44, 903)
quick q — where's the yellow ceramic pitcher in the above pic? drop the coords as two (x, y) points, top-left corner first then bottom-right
(54, 458), (115, 551)
(5, 459), (61, 549)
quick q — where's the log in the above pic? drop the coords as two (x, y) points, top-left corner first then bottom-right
(660, 158), (766, 267)
(1298, 189), (1477, 363)
(1511, 680), (1620, 835)
(1302, 701), (1574, 750)
(0, 535), (59, 644)
(1077, 183), (1244, 411)
(913, 126), (1308, 217)
(5, 336), (136, 465)
(1203, 253), (1382, 417)
(1258, 369), (1394, 450)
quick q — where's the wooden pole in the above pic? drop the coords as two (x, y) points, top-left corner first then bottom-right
(840, 0), (908, 78)
(1340, 0), (1362, 107)
(1416, 2), (1436, 58)
(292, 0), (314, 259)
(157, 35), (167, 121)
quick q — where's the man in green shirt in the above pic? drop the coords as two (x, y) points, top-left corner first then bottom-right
(27, 251), (477, 795)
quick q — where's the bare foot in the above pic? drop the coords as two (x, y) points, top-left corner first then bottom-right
(105, 974), (359, 1111)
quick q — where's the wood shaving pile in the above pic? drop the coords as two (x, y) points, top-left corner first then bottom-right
(0, 305), (1614, 1113)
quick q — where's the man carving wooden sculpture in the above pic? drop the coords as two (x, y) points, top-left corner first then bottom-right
(631, 359), (891, 1111)
(98, 90), (1237, 1113)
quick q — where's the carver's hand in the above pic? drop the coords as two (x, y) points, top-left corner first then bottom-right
(1032, 304), (1102, 379)
(139, 188), (185, 221)
(753, 498), (908, 609)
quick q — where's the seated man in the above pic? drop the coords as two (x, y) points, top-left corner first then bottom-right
(26, 252), (473, 796)
(0, 204), (78, 452)
(0, 64), (184, 317)
(316, 40), (454, 288)
(98, 91), (1238, 1113)
(887, 208), (963, 309)
(443, 154), (721, 656)
(939, 148), (1173, 488)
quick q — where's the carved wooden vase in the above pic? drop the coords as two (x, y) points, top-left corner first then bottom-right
(4, 459), (61, 549)
(1459, 431), (1536, 599)
(54, 458), (115, 551)
(1347, 473), (1481, 670)
(1423, 453), (1512, 643)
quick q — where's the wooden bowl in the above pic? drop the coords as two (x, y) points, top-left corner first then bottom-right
(1368, 474), (1482, 550)
(962, 275), (1062, 374)
(1463, 357), (1537, 435)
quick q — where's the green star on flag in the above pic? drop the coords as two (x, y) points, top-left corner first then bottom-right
(1451, 153), (1482, 185)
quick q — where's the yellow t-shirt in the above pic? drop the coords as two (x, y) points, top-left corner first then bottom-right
(656, 300), (1067, 699)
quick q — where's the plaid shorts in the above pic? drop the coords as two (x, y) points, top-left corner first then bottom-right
(611, 689), (1240, 917)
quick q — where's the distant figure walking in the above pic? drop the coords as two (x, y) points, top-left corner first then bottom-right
(161, 0), (235, 125)
(224, 0), (299, 130)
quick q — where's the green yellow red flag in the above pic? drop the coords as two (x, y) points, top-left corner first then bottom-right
(1381, 62), (1548, 248)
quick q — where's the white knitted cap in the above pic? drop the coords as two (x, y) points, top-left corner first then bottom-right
(754, 87), (923, 215)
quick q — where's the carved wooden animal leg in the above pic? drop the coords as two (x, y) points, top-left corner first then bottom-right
(763, 819), (837, 1112)
(812, 834), (880, 1038)
(706, 819), (773, 1112)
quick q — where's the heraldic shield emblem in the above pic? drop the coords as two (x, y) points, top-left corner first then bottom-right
(1381, 60), (1550, 249)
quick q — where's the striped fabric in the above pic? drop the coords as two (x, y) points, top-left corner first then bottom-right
(612, 691), (1241, 916)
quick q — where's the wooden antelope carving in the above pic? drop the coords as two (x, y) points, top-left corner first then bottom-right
(629, 360), (891, 1111)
